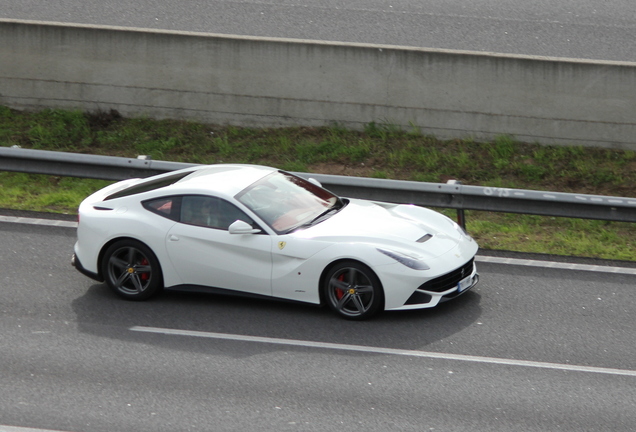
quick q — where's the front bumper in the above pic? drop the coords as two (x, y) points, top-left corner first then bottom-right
(387, 259), (479, 311)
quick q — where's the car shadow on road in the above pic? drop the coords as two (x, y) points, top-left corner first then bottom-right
(71, 282), (482, 358)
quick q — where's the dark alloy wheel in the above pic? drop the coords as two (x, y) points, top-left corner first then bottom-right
(323, 261), (384, 320)
(101, 240), (163, 300)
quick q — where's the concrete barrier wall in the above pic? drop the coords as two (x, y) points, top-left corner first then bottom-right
(1, 19), (635, 149)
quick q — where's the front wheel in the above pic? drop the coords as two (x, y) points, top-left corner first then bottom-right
(101, 240), (163, 300)
(323, 261), (384, 320)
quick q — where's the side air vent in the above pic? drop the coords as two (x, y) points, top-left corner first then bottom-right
(404, 291), (433, 305)
(416, 234), (433, 243)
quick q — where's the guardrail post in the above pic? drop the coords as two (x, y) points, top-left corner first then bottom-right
(447, 180), (467, 231)
(457, 208), (467, 231)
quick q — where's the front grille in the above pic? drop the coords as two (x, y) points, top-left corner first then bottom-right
(417, 259), (474, 293)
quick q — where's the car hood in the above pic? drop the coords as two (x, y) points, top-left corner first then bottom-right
(291, 198), (468, 258)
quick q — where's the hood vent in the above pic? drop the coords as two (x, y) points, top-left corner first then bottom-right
(416, 234), (433, 243)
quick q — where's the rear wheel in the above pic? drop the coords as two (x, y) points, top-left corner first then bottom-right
(323, 261), (384, 320)
(101, 240), (163, 300)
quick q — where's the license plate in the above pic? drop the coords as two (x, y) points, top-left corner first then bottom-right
(457, 275), (473, 293)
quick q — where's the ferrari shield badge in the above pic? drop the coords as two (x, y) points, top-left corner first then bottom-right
(278, 241), (286, 250)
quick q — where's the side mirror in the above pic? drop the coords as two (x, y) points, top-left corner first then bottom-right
(308, 177), (322, 188)
(228, 220), (261, 234)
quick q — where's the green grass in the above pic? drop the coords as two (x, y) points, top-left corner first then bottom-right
(1, 106), (634, 260)
(0, 172), (110, 213)
(464, 212), (635, 261)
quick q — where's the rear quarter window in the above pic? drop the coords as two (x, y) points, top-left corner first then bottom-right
(104, 170), (195, 201)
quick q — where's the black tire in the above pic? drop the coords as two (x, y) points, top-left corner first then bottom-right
(101, 239), (163, 300)
(323, 261), (384, 320)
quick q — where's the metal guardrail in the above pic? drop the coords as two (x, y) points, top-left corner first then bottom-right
(1, 146), (635, 224)
(0, 147), (198, 180)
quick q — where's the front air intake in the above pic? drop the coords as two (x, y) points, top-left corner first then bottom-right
(417, 259), (474, 293)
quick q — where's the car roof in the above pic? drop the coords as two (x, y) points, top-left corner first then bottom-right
(171, 164), (277, 197)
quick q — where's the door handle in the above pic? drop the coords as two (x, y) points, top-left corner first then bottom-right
(169, 234), (179, 241)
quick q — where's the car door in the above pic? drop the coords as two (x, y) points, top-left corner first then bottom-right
(165, 195), (273, 296)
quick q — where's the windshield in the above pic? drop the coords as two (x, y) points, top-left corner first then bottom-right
(236, 171), (340, 234)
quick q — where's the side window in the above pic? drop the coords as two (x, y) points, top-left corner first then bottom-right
(180, 195), (255, 230)
(142, 197), (181, 221)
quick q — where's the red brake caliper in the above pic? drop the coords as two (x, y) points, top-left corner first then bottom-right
(335, 274), (345, 300)
(140, 258), (149, 281)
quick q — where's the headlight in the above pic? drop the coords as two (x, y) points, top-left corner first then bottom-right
(377, 248), (430, 270)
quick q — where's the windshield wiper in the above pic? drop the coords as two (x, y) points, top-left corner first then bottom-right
(286, 199), (346, 233)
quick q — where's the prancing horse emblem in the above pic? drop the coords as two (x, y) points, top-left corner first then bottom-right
(278, 241), (286, 250)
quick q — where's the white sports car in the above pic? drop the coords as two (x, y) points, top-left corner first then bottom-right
(72, 164), (479, 320)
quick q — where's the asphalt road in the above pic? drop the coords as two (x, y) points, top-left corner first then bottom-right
(1, 219), (636, 431)
(1, 0), (635, 61)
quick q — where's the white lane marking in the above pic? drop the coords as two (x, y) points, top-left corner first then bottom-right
(131, 326), (636, 378)
(0, 426), (75, 432)
(475, 255), (636, 275)
(2, 215), (635, 275)
(0, 215), (78, 228)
